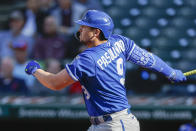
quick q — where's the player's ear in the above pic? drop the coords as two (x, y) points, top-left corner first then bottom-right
(94, 29), (101, 37)
(75, 31), (80, 40)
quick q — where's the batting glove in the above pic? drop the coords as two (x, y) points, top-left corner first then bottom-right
(168, 69), (187, 83)
(25, 60), (41, 75)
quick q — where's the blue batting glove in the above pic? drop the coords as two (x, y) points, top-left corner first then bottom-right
(168, 69), (187, 83)
(25, 60), (41, 75)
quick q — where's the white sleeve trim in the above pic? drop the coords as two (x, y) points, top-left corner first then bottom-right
(65, 64), (78, 81)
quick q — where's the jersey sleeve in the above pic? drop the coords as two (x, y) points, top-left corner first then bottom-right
(65, 52), (95, 81)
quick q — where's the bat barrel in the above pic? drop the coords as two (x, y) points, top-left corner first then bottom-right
(184, 70), (196, 76)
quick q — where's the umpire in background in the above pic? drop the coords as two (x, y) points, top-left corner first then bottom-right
(25, 10), (186, 131)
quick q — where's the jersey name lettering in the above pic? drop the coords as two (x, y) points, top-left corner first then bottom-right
(97, 40), (125, 70)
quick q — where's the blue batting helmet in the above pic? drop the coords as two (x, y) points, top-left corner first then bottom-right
(75, 10), (114, 39)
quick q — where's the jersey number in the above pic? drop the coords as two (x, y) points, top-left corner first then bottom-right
(116, 58), (123, 76)
(116, 58), (125, 85)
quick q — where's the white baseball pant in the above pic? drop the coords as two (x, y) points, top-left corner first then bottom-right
(87, 108), (140, 131)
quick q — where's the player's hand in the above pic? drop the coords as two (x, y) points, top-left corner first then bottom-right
(168, 69), (187, 83)
(25, 60), (41, 75)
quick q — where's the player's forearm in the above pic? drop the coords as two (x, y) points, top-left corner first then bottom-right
(33, 69), (62, 90)
(150, 54), (174, 77)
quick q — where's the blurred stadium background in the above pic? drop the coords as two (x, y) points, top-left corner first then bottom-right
(0, 0), (196, 130)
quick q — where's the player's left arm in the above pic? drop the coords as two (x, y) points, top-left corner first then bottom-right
(25, 61), (75, 90)
(126, 43), (187, 82)
(119, 34), (186, 83)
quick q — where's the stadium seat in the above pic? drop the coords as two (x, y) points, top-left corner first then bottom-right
(113, 28), (123, 35)
(151, 48), (169, 61)
(184, 0), (196, 7)
(181, 49), (196, 62)
(153, 36), (189, 52)
(120, 17), (132, 28)
(129, 8), (142, 18)
(178, 38), (191, 49)
(171, 17), (195, 30)
(101, 0), (113, 7)
(149, 0), (174, 8)
(114, 0), (138, 8)
(173, 0), (185, 7)
(126, 26), (148, 40)
(139, 38), (152, 47)
(186, 28), (196, 38)
(134, 16), (156, 29)
(142, 7), (166, 19)
(107, 6), (124, 19)
(157, 18), (169, 28)
(176, 60), (195, 71)
(170, 49), (182, 60)
(137, 0), (149, 7)
(191, 38), (196, 48)
(149, 28), (161, 38)
(152, 37), (174, 48)
(161, 27), (185, 39)
(177, 7), (196, 18)
(165, 8), (178, 19)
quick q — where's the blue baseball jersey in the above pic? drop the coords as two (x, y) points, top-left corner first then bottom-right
(65, 34), (135, 116)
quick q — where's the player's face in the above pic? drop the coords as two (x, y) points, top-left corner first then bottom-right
(78, 25), (95, 45)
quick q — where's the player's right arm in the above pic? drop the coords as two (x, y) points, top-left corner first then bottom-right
(25, 61), (75, 90)
(25, 53), (95, 90)
(34, 68), (75, 90)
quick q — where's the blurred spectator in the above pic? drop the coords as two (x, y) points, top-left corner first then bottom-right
(46, 58), (62, 73)
(76, 0), (103, 10)
(0, 57), (28, 95)
(0, 10), (34, 59)
(21, 0), (40, 37)
(51, 0), (89, 58)
(22, 0), (58, 37)
(10, 41), (35, 90)
(54, 0), (87, 35)
(33, 16), (69, 60)
(32, 58), (67, 95)
(36, 0), (58, 35)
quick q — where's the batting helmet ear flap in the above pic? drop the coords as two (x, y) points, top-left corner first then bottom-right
(74, 31), (80, 40)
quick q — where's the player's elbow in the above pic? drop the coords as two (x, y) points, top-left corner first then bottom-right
(46, 77), (66, 91)
(47, 81), (67, 91)
(45, 70), (74, 91)
(51, 84), (66, 91)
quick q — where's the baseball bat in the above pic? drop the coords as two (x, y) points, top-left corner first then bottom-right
(184, 69), (196, 76)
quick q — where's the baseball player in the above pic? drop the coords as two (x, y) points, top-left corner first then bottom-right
(25, 10), (187, 131)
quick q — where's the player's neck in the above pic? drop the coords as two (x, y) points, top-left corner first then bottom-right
(87, 39), (107, 48)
